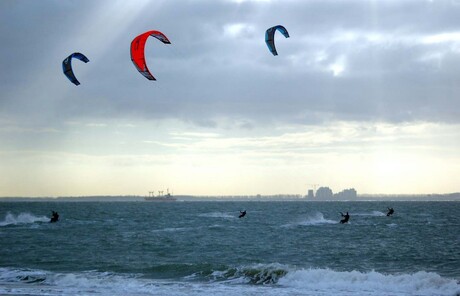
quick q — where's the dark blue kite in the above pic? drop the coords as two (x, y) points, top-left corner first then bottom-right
(265, 25), (289, 56)
(62, 52), (90, 86)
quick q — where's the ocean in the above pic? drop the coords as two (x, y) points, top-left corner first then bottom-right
(0, 200), (459, 296)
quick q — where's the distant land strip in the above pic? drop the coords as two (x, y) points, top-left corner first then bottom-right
(1, 193), (459, 202)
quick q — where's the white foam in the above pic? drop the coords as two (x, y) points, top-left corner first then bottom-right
(0, 212), (49, 226)
(0, 268), (274, 296)
(151, 226), (196, 233)
(354, 211), (386, 217)
(283, 212), (337, 227)
(0, 267), (458, 296)
(279, 268), (460, 296)
(198, 212), (236, 219)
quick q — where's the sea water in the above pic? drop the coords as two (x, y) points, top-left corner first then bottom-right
(0, 200), (459, 296)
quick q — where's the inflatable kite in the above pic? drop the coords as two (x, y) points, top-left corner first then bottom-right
(265, 25), (289, 56)
(130, 30), (171, 80)
(62, 52), (90, 86)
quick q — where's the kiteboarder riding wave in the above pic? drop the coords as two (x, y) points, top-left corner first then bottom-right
(50, 211), (59, 223)
(340, 212), (350, 224)
(386, 207), (394, 217)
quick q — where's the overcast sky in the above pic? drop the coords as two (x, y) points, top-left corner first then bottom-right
(1, 0), (459, 197)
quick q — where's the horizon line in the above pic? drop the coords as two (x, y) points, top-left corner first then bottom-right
(1, 192), (459, 199)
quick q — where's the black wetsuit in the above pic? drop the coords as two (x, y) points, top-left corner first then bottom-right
(239, 211), (246, 218)
(50, 211), (59, 223)
(386, 208), (394, 216)
(340, 212), (350, 224)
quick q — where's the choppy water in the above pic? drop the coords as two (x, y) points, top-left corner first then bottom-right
(0, 201), (459, 295)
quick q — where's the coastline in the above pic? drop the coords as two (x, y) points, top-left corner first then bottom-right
(0, 193), (459, 202)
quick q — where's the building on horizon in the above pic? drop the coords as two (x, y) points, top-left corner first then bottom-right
(307, 186), (358, 200)
(334, 188), (357, 200)
(315, 187), (334, 199)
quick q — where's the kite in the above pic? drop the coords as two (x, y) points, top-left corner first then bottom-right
(62, 52), (90, 86)
(265, 25), (289, 56)
(130, 30), (171, 80)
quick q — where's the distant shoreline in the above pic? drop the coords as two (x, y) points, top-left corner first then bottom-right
(0, 193), (459, 202)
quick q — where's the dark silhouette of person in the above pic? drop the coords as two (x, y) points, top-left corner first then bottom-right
(386, 207), (394, 217)
(50, 211), (59, 223)
(239, 210), (246, 218)
(340, 212), (350, 224)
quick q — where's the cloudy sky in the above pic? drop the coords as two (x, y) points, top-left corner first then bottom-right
(1, 0), (459, 197)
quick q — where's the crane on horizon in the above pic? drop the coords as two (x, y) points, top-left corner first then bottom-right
(307, 184), (320, 192)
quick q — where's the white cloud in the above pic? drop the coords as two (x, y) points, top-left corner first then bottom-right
(421, 32), (460, 44)
(223, 23), (255, 38)
(328, 56), (346, 77)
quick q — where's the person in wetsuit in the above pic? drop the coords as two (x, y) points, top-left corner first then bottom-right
(340, 212), (350, 224)
(239, 210), (246, 218)
(50, 211), (59, 223)
(386, 207), (394, 217)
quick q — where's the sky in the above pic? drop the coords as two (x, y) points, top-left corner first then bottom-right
(1, 0), (459, 197)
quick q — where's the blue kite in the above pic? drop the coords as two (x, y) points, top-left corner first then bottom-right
(62, 52), (90, 86)
(265, 25), (289, 56)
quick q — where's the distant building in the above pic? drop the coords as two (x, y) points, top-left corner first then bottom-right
(305, 185), (357, 200)
(334, 188), (357, 200)
(315, 187), (334, 199)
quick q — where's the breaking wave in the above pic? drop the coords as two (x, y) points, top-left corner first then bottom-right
(278, 267), (460, 296)
(0, 266), (458, 296)
(207, 263), (289, 285)
(206, 264), (459, 295)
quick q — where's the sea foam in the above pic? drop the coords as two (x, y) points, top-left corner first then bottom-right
(282, 212), (337, 227)
(279, 267), (460, 296)
(0, 267), (458, 296)
(198, 212), (236, 219)
(0, 212), (49, 226)
(353, 211), (386, 217)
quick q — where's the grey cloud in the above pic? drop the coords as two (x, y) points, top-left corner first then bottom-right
(1, 0), (460, 129)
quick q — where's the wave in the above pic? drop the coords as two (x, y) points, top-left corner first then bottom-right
(0, 266), (458, 296)
(354, 211), (386, 217)
(206, 264), (459, 295)
(282, 212), (337, 227)
(198, 212), (236, 219)
(197, 263), (460, 295)
(150, 226), (200, 233)
(0, 268), (156, 296)
(0, 212), (49, 226)
(279, 267), (460, 296)
(207, 263), (289, 285)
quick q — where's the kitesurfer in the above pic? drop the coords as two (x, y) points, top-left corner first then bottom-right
(50, 211), (59, 223)
(239, 210), (246, 218)
(340, 212), (350, 224)
(386, 207), (394, 217)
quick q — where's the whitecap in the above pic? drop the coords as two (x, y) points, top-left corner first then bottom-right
(278, 268), (460, 296)
(282, 212), (337, 227)
(198, 212), (236, 219)
(354, 211), (386, 217)
(0, 212), (49, 226)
